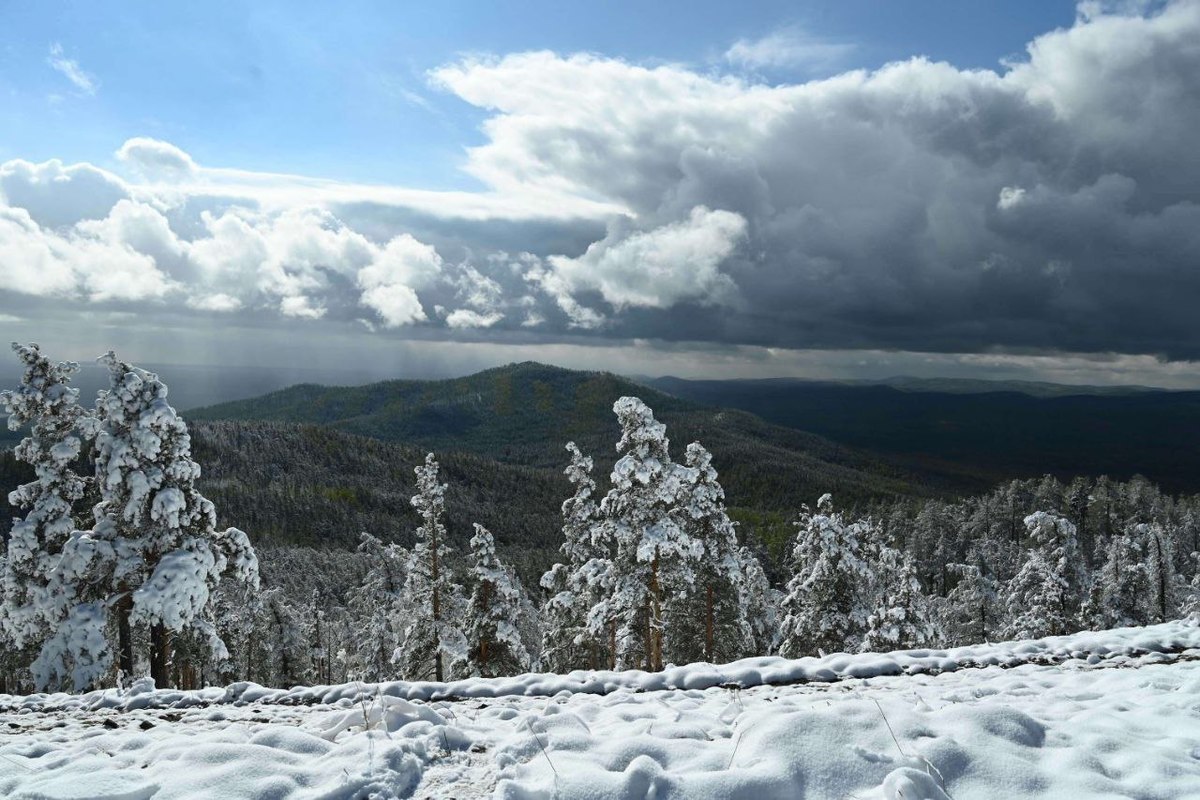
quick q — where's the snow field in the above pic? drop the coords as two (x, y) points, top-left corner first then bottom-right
(2, 620), (1199, 799)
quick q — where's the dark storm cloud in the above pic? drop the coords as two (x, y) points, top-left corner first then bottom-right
(429, 1), (1200, 357)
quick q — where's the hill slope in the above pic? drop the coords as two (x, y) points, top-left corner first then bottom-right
(645, 376), (1200, 493)
(191, 362), (985, 505)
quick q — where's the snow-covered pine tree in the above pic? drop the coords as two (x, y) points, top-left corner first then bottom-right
(1141, 522), (1177, 623)
(862, 545), (939, 652)
(665, 442), (750, 665)
(736, 544), (780, 656)
(53, 353), (259, 689)
(394, 453), (466, 682)
(1004, 511), (1084, 639)
(464, 524), (531, 677)
(345, 532), (408, 681)
(540, 442), (612, 671)
(247, 587), (312, 687)
(942, 546), (1002, 646)
(778, 495), (874, 657)
(600, 397), (700, 671)
(0, 343), (97, 690)
(1182, 554), (1200, 617)
(1085, 527), (1150, 628)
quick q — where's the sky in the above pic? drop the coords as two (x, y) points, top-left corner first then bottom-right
(2, 0), (1200, 388)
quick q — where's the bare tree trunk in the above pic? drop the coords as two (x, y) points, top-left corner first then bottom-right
(117, 589), (134, 680)
(608, 619), (616, 670)
(150, 623), (172, 688)
(432, 532), (443, 682)
(705, 583), (715, 663)
(649, 550), (662, 671)
(478, 581), (492, 675)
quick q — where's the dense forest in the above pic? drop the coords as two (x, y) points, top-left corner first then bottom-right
(2, 348), (1199, 695)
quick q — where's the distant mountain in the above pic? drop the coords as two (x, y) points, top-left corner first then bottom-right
(190, 362), (981, 510)
(643, 376), (1200, 493)
(867, 376), (1162, 398)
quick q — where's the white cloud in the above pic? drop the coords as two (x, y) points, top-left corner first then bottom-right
(0, 158), (129, 228)
(116, 137), (199, 182)
(997, 186), (1027, 210)
(445, 308), (504, 329)
(546, 206), (747, 310)
(187, 293), (241, 312)
(355, 233), (440, 327)
(47, 43), (97, 95)
(359, 283), (424, 327)
(724, 27), (855, 72)
(279, 294), (326, 319)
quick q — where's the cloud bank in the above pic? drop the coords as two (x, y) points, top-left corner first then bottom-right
(3, 1), (1200, 366)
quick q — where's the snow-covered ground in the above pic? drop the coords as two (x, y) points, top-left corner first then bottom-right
(3, 620), (1199, 799)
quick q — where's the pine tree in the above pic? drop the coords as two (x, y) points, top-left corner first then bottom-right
(778, 495), (873, 657)
(1004, 511), (1084, 638)
(540, 442), (612, 671)
(0, 343), (98, 690)
(862, 545), (939, 652)
(599, 397), (699, 671)
(345, 532), (408, 681)
(1085, 528), (1149, 628)
(69, 353), (259, 689)
(250, 587), (312, 687)
(942, 548), (1002, 646)
(665, 442), (750, 665)
(465, 524), (531, 677)
(1141, 522), (1177, 623)
(1182, 554), (1200, 616)
(394, 453), (466, 681)
(735, 545), (780, 656)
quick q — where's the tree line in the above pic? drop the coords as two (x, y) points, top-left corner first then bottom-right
(3, 343), (1199, 694)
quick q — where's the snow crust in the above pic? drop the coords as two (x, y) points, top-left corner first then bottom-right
(3, 621), (1199, 798)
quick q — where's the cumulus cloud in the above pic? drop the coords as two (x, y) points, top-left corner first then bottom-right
(546, 206), (746, 310)
(116, 138), (199, 182)
(426, 0), (1200, 358)
(445, 308), (504, 329)
(356, 234), (439, 327)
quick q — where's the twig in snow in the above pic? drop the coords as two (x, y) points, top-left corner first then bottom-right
(530, 722), (559, 779)
(0, 752), (34, 772)
(870, 698), (955, 800)
(726, 728), (743, 769)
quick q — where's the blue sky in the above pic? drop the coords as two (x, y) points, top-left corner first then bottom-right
(1, 1), (1077, 186)
(3, 1), (1199, 388)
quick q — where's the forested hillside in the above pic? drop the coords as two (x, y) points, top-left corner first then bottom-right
(190, 362), (985, 489)
(646, 376), (1200, 492)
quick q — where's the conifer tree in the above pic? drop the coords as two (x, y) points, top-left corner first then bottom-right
(1004, 511), (1084, 638)
(1086, 528), (1149, 628)
(666, 442), (750, 664)
(736, 545), (780, 656)
(0, 343), (97, 690)
(599, 397), (699, 671)
(778, 495), (873, 657)
(540, 443), (612, 671)
(465, 524), (531, 677)
(345, 532), (408, 681)
(863, 546), (939, 652)
(75, 353), (259, 689)
(395, 453), (466, 681)
(942, 547), (1002, 645)
(1141, 522), (1177, 623)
